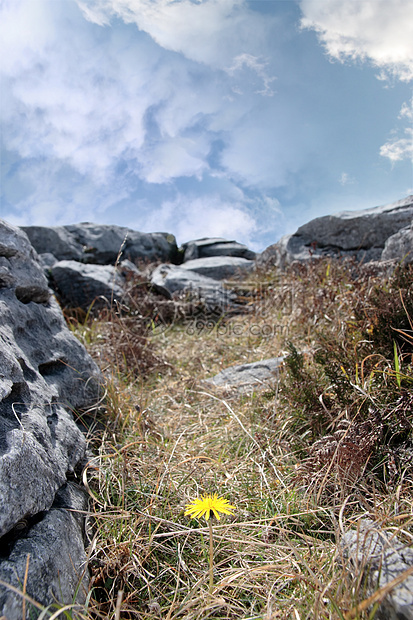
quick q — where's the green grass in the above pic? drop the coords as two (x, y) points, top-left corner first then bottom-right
(15, 257), (413, 619)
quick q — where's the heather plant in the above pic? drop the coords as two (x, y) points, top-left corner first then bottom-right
(274, 260), (413, 512)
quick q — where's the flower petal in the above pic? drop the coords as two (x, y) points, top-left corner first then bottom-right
(185, 494), (236, 522)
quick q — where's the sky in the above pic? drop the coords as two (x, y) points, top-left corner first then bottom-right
(0, 0), (412, 251)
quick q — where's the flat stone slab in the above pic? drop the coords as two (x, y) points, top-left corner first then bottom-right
(150, 263), (238, 313)
(341, 519), (413, 619)
(181, 256), (254, 280)
(182, 237), (256, 261)
(151, 263), (228, 295)
(206, 357), (284, 390)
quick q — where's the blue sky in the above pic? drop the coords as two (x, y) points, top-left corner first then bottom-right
(0, 0), (412, 251)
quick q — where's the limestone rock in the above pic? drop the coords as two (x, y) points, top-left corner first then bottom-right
(0, 222), (51, 304)
(381, 224), (413, 263)
(0, 484), (89, 619)
(23, 222), (178, 265)
(182, 237), (256, 262)
(258, 234), (314, 270)
(259, 195), (413, 268)
(0, 219), (102, 615)
(150, 263), (238, 313)
(20, 225), (81, 261)
(50, 259), (127, 310)
(118, 258), (145, 279)
(341, 519), (413, 619)
(206, 357), (284, 391)
(38, 252), (59, 272)
(181, 256), (254, 280)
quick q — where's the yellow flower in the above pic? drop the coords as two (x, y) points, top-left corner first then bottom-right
(185, 494), (236, 521)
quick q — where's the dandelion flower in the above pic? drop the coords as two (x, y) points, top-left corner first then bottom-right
(185, 494), (235, 521)
(184, 494), (235, 595)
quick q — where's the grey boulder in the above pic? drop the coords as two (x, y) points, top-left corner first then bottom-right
(23, 222), (178, 265)
(381, 224), (413, 263)
(259, 195), (413, 268)
(181, 256), (254, 280)
(0, 484), (89, 619)
(182, 237), (256, 262)
(0, 224), (50, 304)
(341, 519), (413, 619)
(50, 259), (127, 310)
(21, 226), (81, 262)
(0, 219), (102, 615)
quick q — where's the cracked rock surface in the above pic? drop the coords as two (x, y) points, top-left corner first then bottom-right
(259, 195), (413, 268)
(23, 222), (178, 265)
(0, 220), (102, 617)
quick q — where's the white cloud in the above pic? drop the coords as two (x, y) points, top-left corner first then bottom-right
(339, 172), (355, 186)
(380, 98), (413, 163)
(128, 190), (283, 249)
(139, 136), (210, 183)
(130, 194), (257, 245)
(220, 103), (317, 189)
(0, 0), (55, 75)
(300, 0), (413, 171)
(3, 158), (131, 227)
(0, 0), (278, 197)
(0, 0), (231, 189)
(300, 0), (413, 82)
(380, 129), (413, 163)
(226, 54), (276, 96)
(1, 1), (153, 184)
(0, 0), (292, 238)
(400, 100), (413, 121)
(0, 0), (285, 239)
(74, 0), (111, 26)
(76, 0), (268, 69)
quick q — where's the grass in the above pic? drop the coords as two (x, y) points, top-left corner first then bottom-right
(19, 258), (413, 618)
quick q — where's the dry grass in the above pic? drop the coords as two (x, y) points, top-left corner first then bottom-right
(24, 258), (413, 618)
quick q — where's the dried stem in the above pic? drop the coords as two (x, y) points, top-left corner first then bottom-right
(208, 520), (214, 595)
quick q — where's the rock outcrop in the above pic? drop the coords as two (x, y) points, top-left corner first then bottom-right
(341, 519), (413, 619)
(23, 222), (178, 266)
(20, 225), (259, 314)
(0, 220), (102, 617)
(259, 195), (413, 268)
